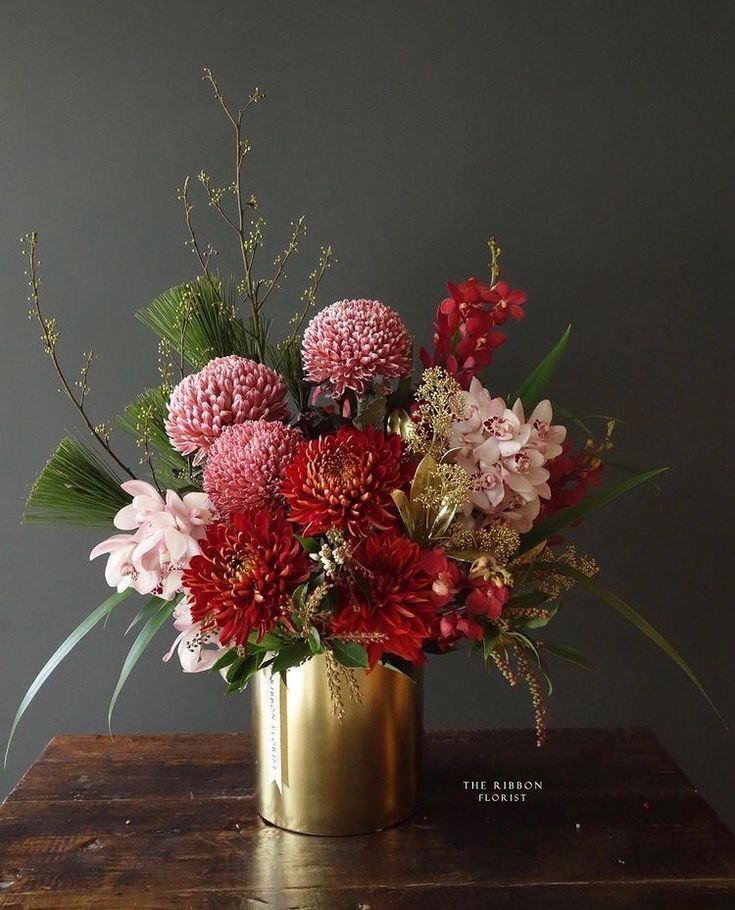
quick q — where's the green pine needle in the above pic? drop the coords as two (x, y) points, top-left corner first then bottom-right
(116, 386), (192, 491)
(24, 436), (129, 527)
(137, 276), (255, 368)
(268, 337), (310, 413)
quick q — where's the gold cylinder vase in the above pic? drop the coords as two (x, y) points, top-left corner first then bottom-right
(252, 654), (422, 835)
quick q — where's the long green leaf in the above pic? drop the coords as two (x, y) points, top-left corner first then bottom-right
(210, 650), (238, 673)
(514, 325), (571, 410)
(5, 589), (133, 765)
(553, 404), (596, 439)
(544, 641), (595, 671)
(245, 630), (285, 653)
(505, 591), (551, 610)
(225, 651), (266, 693)
(124, 596), (166, 636)
(24, 436), (128, 527)
(540, 562), (725, 726)
(519, 467), (668, 553)
(108, 598), (177, 729)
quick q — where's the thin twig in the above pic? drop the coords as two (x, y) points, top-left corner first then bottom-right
(180, 177), (214, 279)
(289, 243), (334, 339)
(78, 350), (95, 409)
(201, 68), (266, 360)
(23, 233), (136, 479)
(260, 215), (307, 308)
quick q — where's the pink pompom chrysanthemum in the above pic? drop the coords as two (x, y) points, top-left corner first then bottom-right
(165, 355), (289, 463)
(203, 421), (303, 516)
(302, 299), (412, 398)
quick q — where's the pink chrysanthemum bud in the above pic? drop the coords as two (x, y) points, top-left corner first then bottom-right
(302, 299), (412, 398)
(165, 355), (289, 463)
(203, 421), (302, 516)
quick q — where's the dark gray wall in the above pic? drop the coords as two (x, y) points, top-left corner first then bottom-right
(1, 0), (733, 828)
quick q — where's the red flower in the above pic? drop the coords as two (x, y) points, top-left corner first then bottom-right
(487, 280), (527, 324)
(538, 442), (604, 523)
(434, 573), (509, 649)
(421, 548), (461, 607)
(281, 426), (410, 537)
(466, 577), (509, 621)
(182, 510), (309, 647)
(420, 277), (527, 388)
(438, 611), (484, 646)
(331, 532), (443, 666)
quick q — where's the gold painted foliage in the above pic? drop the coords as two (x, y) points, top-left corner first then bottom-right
(407, 367), (466, 455)
(392, 453), (471, 546)
(446, 523), (521, 566)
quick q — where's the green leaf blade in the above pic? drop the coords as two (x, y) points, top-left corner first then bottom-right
(270, 642), (311, 674)
(5, 589), (133, 766)
(306, 626), (322, 655)
(519, 467), (668, 554)
(210, 650), (238, 673)
(539, 562), (725, 727)
(225, 652), (266, 693)
(380, 654), (418, 681)
(124, 597), (164, 635)
(544, 641), (595, 671)
(514, 325), (571, 411)
(108, 598), (176, 730)
(246, 631), (284, 653)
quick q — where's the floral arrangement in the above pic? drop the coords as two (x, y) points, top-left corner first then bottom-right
(7, 71), (718, 761)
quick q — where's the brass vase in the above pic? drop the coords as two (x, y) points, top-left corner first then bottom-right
(252, 653), (422, 835)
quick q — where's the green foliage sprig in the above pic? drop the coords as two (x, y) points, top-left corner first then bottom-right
(24, 436), (129, 527)
(115, 387), (193, 493)
(137, 278), (255, 372)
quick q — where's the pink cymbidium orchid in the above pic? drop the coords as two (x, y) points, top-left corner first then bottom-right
(90, 480), (214, 600)
(162, 599), (228, 673)
(448, 378), (567, 532)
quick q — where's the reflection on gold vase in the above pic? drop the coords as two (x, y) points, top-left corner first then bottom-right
(252, 654), (422, 835)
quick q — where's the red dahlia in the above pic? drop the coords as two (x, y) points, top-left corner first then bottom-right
(182, 510), (309, 647)
(331, 531), (444, 666)
(281, 426), (410, 537)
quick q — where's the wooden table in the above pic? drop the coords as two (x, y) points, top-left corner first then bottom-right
(0, 729), (733, 908)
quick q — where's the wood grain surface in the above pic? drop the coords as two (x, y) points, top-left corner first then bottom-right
(0, 728), (733, 908)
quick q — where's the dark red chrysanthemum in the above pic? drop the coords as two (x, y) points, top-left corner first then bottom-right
(182, 510), (309, 647)
(281, 426), (411, 537)
(331, 532), (445, 666)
